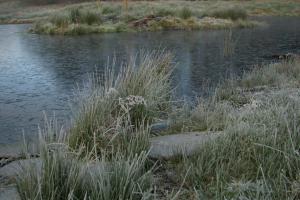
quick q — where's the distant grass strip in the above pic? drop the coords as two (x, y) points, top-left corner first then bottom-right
(1, 0), (300, 26)
(30, 6), (260, 35)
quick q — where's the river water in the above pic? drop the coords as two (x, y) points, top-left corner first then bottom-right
(0, 17), (299, 144)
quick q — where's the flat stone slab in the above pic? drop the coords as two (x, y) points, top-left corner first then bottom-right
(150, 121), (170, 135)
(0, 158), (107, 183)
(0, 143), (39, 159)
(0, 158), (42, 181)
(0, 186), (21, 200)
(149, 132), (222, 159)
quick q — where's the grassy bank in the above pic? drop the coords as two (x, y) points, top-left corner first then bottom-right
(1, 0), (299, 34)
(31, 4), (260, 35)
(164, 56), (300, 199)
(15, 53), (300, 199)
(1, 0), (300, 24)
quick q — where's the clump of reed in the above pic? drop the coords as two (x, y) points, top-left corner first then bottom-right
(222, 29), (237, 57)
(16, 129), (153, 200)
(179, 7), (193, 20)
(49, 8), (102, 28)
(16, 106), (154, 199)
(69, 51), (173, 155)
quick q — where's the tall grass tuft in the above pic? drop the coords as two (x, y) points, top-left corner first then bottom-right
(17, 148), (153, 199)
(179, 7), (193, 19)
(82, 12), (101, 25)
(81, 151), (153, 200)
(69, 51), (173, 155)
(16, 118), (153, 200)
(222, 29), (237, 57)
(50, 14), (69, 28)
(69, 8), (81, 23)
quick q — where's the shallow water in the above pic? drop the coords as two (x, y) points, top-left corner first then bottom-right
(0, 17), (299, 144)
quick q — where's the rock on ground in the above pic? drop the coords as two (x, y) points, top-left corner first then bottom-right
(149, 131), (222, 159)
(150, 121), (170, 135)
(0, 143), (39, 159)
(0, 158), (42, 184)
(0, 186), (21, 200)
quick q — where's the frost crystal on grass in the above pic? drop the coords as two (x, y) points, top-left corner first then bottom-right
(119, 95), (147, 112)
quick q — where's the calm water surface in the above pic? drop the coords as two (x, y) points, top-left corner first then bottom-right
(0, 17), (299, 144)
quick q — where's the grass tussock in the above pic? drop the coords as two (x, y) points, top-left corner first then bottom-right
(69, 51), (173, 155)
(179, 7), (193, 20)
(17, 141), (153, 200)
(53, 8), (102, 26)
(17, 113), (153, 200)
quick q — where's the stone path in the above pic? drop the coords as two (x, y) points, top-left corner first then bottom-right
(149, 131), (222, 159)
(0, 143), (39, 159)
(0, 158), (42, 180)
(150, 121), (170, 135)
(0, 186), (20, 200)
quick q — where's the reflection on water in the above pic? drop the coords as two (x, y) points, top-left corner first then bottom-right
(0, 17), (299, 144)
